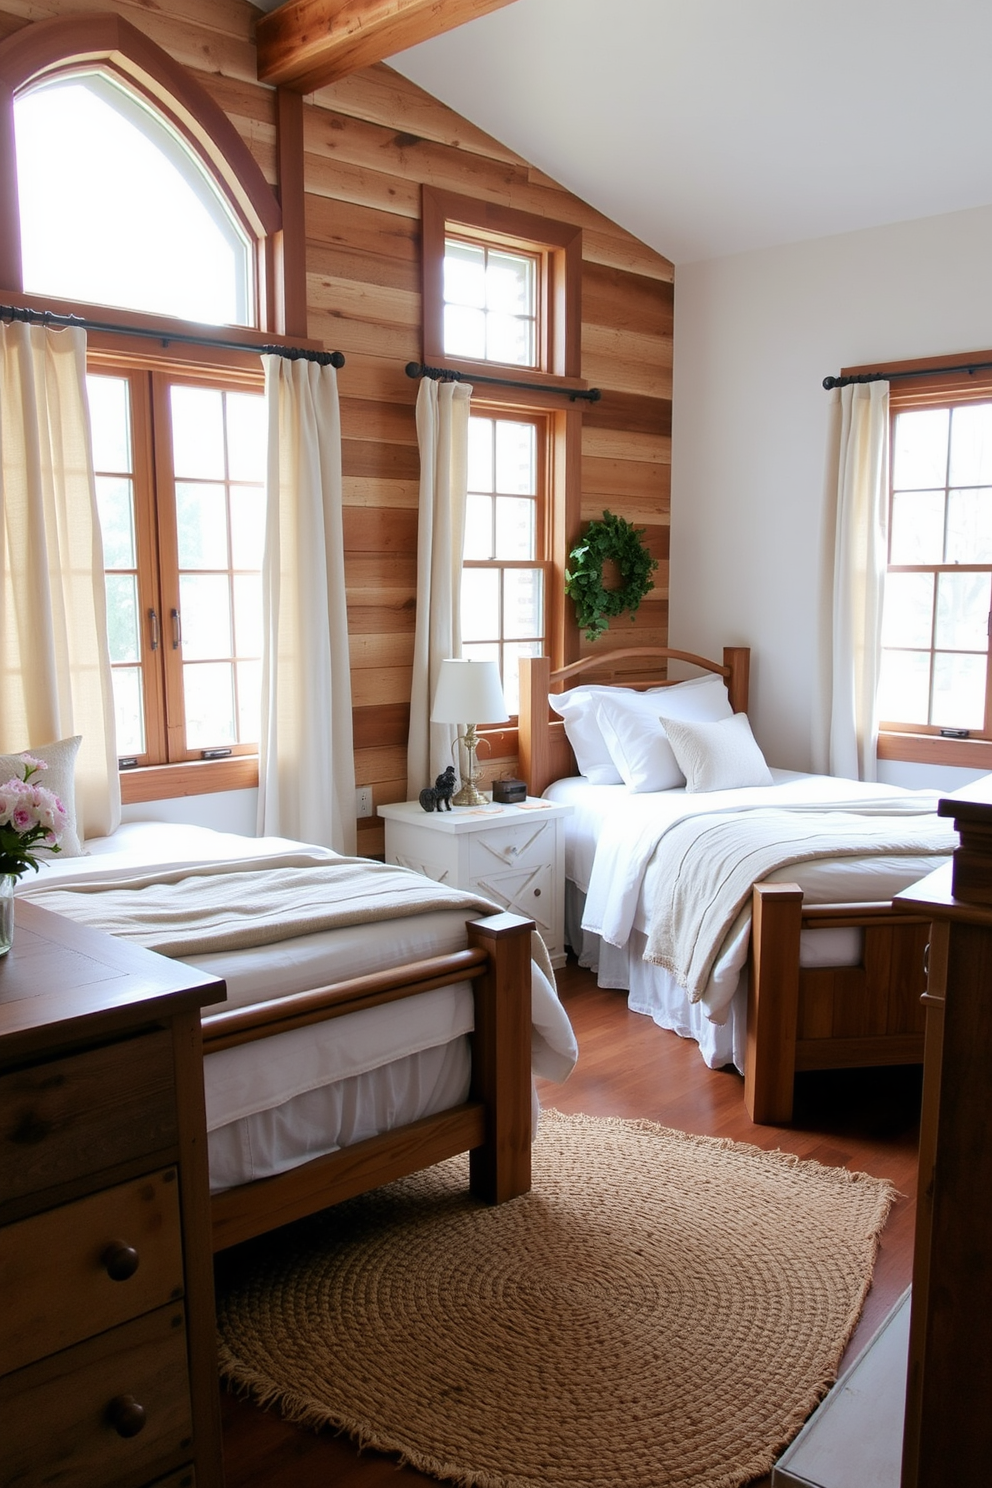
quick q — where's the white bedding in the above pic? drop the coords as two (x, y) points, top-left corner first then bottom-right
(19, 822), (578, 1191)
(545, 769), (952, 1069)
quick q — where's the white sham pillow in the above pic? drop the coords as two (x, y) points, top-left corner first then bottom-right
(659, 712), (773, 793)
(550, 672), (733, 787)
(594, 673), (735, 793)
(0, 736), (84, 857)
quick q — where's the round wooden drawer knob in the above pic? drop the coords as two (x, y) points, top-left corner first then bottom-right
(102, 1240), (140, 1281)
(106, 1394), (147, 1438)
(533, 888), (541, 896)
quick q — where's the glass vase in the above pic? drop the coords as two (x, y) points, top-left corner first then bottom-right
(0, 873), (14, 956)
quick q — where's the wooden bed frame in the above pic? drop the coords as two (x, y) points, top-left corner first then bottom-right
(519, 648), (930, 1125)
(204, 910), (534, 1250)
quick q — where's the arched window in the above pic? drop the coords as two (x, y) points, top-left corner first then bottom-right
(14, 69), (254, 325)
(0, 13), (282, 329)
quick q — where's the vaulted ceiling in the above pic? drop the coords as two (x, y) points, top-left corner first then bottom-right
(252, 0), (992, 266)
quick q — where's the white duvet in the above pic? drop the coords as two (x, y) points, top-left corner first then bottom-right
(547, 770), (954, 1022)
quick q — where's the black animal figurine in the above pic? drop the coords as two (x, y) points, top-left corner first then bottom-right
(419, 765), (456, 813)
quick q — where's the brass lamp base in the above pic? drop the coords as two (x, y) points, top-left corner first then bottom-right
(451, 726), (490, 806)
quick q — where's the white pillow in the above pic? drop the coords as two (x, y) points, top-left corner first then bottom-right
(0, 736), (83, 857)
(550, 673), (732, 787)
(659, 712), (773, 793)
(594, 673), (735, 793)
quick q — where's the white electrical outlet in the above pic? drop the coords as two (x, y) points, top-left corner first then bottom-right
(355, 786), (373, 818)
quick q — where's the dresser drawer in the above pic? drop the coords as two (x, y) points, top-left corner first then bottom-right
(0, 1301), (193, 1488)
(467, 818), (558, 876)
(0, 1030), (177, 1210)
(1, 1168), (185, 1373)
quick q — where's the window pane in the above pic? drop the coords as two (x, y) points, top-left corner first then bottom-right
(464, 494), (494, 560)
(948, 403), (992, 488)
(487, 250), (535, 316)
(184, 662), (235, 747)
(932, 651), (986, 730)
(461, 569), (499, 642)
(503, 568), (543, 640)
(233, 574), (263, 657)
(176, 482), (228, 569)
(171, 386), (225, 480)
(226, 393), (267, 483)
(892, 408), (949, 491)
(230, 485), (266, 570)
(15, 72), (252, 326)
(112, 667), (145, 756)
(105, 573), (140, 663)
(495, 498), (536, 560)
(95, 477), (136, 569)
(179, 573), (231, 659)
(495, 420), (536, 496)
(236, 659), (261, 743)
(882, 572), (934, 649)
(87, 376), (131, 473)
(468, 418), (494, 492)
(878, 649), (931, 725)
(947, 489), (992, 563)
(486, 312), (534, 367)
(889, 490), (944, 565)
(935, 571), (991, 650)
(444, 240), (485, 307)
(444, 304), (486, 360)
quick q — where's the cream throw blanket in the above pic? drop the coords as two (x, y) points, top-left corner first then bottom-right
(644, 808), (957, 1002)
(21, 849), (554, 982)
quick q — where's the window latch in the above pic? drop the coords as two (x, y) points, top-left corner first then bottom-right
(201, 748), (232, 760)
(171, 608), (181, 650)
(939, 728), (970, 739)
(148, 609), (159, 651)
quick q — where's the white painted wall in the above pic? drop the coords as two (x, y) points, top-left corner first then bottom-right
(121, 788), (257, 835)
(671, 202), (992, 790)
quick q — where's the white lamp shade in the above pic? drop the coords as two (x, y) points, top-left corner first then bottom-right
(431, 658), (509, 725)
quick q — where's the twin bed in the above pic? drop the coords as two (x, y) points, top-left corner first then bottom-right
(15, 819), (577, 1249)
(519, 648), (957, 1123)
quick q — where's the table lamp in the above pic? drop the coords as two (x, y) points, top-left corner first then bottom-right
(431, 658), (510, 806)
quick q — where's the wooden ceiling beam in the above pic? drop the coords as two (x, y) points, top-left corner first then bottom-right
(256, 0), (520, 92)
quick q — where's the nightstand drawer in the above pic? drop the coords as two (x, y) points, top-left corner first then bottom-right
(0, 1030), (177, 1209)
(467, 818), (558, 876)
(0, 1168), (185, 1372)
(0, 1301), (193, 1488)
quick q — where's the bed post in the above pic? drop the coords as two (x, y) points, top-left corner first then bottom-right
(519, 655), (552, 798)
(746, 882), (803, 1124)
(466, 912), (534, 1203)
(723, 646), (751, 714)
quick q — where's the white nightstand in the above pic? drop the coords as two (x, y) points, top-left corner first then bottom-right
(377, 798), (572, 968)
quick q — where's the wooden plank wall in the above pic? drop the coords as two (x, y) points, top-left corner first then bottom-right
(0, 0), (674, 856)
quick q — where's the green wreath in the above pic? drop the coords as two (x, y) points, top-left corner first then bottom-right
(565, 511), (658, 642)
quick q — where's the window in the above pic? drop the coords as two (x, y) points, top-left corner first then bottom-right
(866, 352), (992, 766)
(422, 186), (582, 386)
(14, 72), (255, 326)
(443, 237), (539, 368)
(89, 363), (265, 767)
(462, 412), (548, 713)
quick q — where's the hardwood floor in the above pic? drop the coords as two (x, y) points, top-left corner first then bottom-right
(218, 957), (921, 1487)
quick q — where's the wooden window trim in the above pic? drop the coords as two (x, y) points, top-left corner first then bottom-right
(422, 185), (584, 390)
(120, 755), (259, 805)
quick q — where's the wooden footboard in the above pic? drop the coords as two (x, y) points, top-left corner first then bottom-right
(746, 884), (931, 1124)
(205, 911), (533, 1250)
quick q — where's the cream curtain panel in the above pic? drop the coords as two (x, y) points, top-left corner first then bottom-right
(258, 355), (356, 855)
(407, 377), (473, 797)
(813, 380), (890, 782)
(0, 321), (120, 838)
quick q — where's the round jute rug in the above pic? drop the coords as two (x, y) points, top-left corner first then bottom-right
(216, 1110), (896, 1488)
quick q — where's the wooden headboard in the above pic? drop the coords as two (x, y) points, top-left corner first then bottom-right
(518, 647), (751, 797)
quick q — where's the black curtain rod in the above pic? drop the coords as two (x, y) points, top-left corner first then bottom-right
(0, 303), (345, 367)
(406, 360), (601, 403)
(823, 359), (992, 391)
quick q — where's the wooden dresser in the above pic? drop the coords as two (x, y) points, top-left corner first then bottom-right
(0, 898), (226, 1488)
